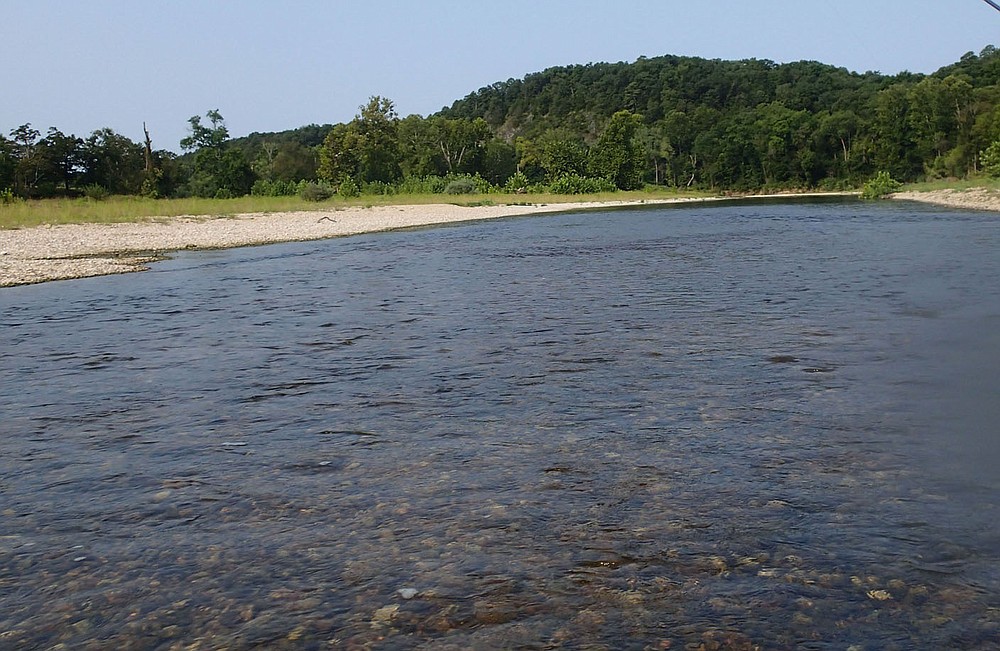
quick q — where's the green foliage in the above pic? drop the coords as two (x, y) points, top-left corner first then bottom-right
(251, 179), (299, 196)
(82, 184), (110, 201)
(503, 171), (531, 193)
(319, 96), (402, 186)
(444, 178), (477, 194)
(980, 140), (1000, 177)
(13, 48), (1000, 200)
(860, 171), (902, 199)
(180, 111), (255, 197)
(1, 187), (18, 204)
(548, 174), (616, 194)
(298, 181), (333, 202)
(397, 175), (448, 194)
(361, 180), (396, 196)
(337, 177), (360, 198)
(180, 109), (229, 152)
(588, 110), (645, 190)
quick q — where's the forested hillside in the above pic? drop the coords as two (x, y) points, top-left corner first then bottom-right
(4, 46), (1000, 201)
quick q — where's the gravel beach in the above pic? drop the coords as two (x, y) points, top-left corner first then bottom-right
(2, 190), (990, 288)
(0, 201), (673, 287)
(892, 187), (1000, 212)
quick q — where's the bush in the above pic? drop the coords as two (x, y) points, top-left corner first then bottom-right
(82, 184), (110, 201)
(503, 171), (531, 194)
(981, 140), (1000, 177)
(548, 174), (616, 194)
(299, 181), (334, 202)
(860, 171), (902, 200)
(0, 188), (18, 204)
(251, 179), (298, 196)
(444, 178), (477, 194)
(337, 177), (360, 198)
(397, 176), (448, 194)
(361, 181), (396, 196)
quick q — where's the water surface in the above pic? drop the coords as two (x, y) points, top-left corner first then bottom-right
(1, 199), (997, 649)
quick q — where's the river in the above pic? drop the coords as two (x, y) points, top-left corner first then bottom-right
(1, 198), (997, 649)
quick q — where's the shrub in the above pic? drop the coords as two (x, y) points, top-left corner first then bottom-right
(503, 171), (531, 194)
(860, 171), (902, 200)
(251, 179), (298, 196)
(82, 184), (110, 201)
(444, 178), (477, 194)
(397, 176), (448, 194)
(299, 181), (334, 202)
(336, 177), (360, 198)
(361, 181), (396, 196)
(1, 187), (20, 204)
(981, 140), (1000, 177)
(548, 174), (616, 194)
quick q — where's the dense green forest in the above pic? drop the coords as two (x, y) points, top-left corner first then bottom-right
(5, 46), (1000, 202)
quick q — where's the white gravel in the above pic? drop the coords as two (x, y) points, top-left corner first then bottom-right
(1, 194), (869, 287)
(0, 201), (666, 287)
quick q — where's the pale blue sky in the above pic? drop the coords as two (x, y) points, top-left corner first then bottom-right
(3, 1), (998, 152)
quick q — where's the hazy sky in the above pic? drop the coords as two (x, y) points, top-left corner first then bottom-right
(4, 1), (998, 152)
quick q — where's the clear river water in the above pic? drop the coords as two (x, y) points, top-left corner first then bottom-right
(1, 198), (998, 650)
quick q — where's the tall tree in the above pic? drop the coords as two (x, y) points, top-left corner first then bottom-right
(40, 128), (84, 194)
(180, 110), (254, 197)
(0, 135), (15, 192)
(427, 116), (492, 175)
(81, 128), (145, 194)
(356, 96), (402, 184)
(588, 110), (645, 189)
(9, 124), (42, 196)
(318, 122), (362, 186)
(319, 96), (403, 186)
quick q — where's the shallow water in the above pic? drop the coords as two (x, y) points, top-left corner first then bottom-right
(1, 199), (997, 649)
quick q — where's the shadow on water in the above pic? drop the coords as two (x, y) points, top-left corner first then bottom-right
(0, 199), (997, 649)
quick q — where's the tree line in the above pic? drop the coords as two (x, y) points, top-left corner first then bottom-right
(5, 45), (1000, 201)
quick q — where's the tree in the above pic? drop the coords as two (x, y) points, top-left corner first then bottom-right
(872, 85), (921, 181)
(180, 109), (229, 152)
(427, 116), (492, 175)
(319, 97), (403, 186)
(588, 110), (645, 189)
(637, 122), (673, 185)
(537, 128), (588, 180)
(38, 128), (84, 194)
(479, 138), (517, 186)
(815, 110), (867, 182)
(180, 110), (254, 197)
(356, 96), (402, 184)
(318, 122), (362, 187)
(0, 135), (15, 191)
(397, 114), (439, 177)
(9, 124), (42, 196)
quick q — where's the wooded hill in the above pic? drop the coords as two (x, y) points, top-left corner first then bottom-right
(5, 46), (1000, 200)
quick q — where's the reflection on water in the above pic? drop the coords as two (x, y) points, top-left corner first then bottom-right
(1, 199), (997, 649)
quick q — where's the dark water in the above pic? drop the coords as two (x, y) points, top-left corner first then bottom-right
(1, 199), (997, 650)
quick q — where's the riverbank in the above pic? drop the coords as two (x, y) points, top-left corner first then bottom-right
(5, 189), (964, 288)
(0, 199), (702, 287)
(892, 187), (1000, 212)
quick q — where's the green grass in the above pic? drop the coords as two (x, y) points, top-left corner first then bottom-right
(900, 178), (1000, 192)
(0, 187), (715, 230)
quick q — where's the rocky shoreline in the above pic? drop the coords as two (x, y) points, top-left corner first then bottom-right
(1, 190), (995, 288)
(892, 187), (1000, 212)
(0, 201), (645, 287)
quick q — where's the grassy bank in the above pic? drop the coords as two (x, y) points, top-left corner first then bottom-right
(0, 188), (713, 230)
(899, 178), (1000, 192)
